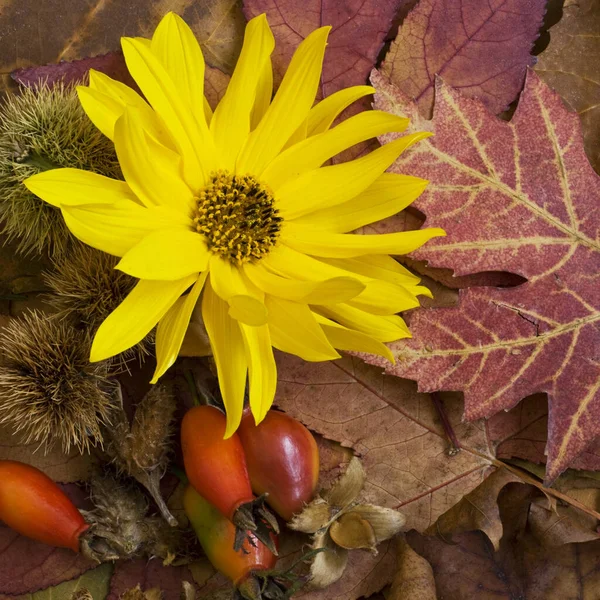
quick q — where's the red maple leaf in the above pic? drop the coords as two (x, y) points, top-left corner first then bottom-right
(371, 68), (600, 482)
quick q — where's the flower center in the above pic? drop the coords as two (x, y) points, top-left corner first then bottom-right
(193, 170), (282, 265)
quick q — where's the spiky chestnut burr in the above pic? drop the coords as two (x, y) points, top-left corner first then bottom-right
(0, 84), (121, 257)
(44, 242), (153, 364)
(0, 310), (114, 453)
(104, 384), (178, 526)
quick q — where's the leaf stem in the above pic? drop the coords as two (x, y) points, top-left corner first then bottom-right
(432, 392), (461, 455)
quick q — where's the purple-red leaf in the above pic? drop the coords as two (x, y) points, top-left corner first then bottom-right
(243, 0), (405, 96)
(381, 0), (546, 117)
(0, 527), (92, 595)
(372, 68), (600, 482)
(108, 559), (200, 600)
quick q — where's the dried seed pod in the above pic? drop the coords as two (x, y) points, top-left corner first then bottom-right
(329, 512), (377, 551)
(44, 242), (152, 363)
(71, 589), (93, 600)
(291, 456), (406, 589)
(0, 84), (121, 257)
(324, 458), (365, 509)
(180, 582), (196, 600)
(309, 532), (348, 589)
(121, 585), (163, 600)
(288, 498), (330, 534)
(0, 310), (113, 453)
(82, 472), (184, 563)
(350, 504), (406, 543)
(105, 385), (178, 526)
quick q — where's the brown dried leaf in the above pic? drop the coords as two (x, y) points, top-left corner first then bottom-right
(0, 0), (244, 95)
(387, 535), (436, 600)
(535, 0), (600, 172)
(408, 528), (600, 599)
(528, 500), (599, 546)
(0, 424), (91, 483)
(427, 469), (523, 551)
(329, 513), (377, 551)
(276, 354), (493, 533)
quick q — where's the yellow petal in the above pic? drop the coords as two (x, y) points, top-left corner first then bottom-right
(322, 255), (421, 286)
(82, 70), (172, 146)
(305, 85), (375, 136)
(276, 134), (431, 219)
(314, 313), (394, 363)
(209, 255), (268, 326)
(349, 280), (420, 314)
(202, 279), (247, 437)
(62, 201), (191, 257)
(295, 173), (428, 232)
(262, 111), (409, 191)
(283, 225), (446, 258)
(151, 13), (206, 118)
(77, 86), (125, 141)
(24, 168), (137, 208)
(152, 272), (207, 383)
(316, 304), (411, 343)
(114, 108), (193, 213)
(116, 229), (209, 280)
(244, 261), (365, 304)
(266, 295), (340, 362)
(91, 275), (197, 362)
(211, 14), (274, 169)
(237, 26), (330, 175)
(239, 322), (277, 424)
(121, 36), (217, 189)
(250, 56), (273, 130)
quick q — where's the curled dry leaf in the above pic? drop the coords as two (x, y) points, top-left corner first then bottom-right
(408, 523), (600, 599)
(372, 68), (600, 483)
(428, 469), (524, 551)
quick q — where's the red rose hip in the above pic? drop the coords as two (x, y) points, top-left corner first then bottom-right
(238, 408), (320, 521)
(0, 460), (88, 552)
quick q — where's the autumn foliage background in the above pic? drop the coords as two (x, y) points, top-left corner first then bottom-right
(0, 0), (599, 598)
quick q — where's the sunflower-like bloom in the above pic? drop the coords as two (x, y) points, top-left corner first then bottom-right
(25, 13), (444, 435)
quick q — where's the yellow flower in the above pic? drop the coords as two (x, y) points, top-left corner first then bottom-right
(24, 13), (444, 436)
